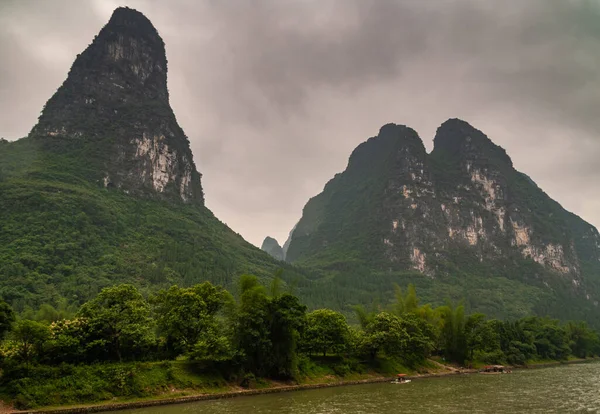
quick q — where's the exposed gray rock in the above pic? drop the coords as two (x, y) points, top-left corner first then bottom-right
(282, 223), (297, 260)
(286, 119), (600, 290)
(261, 236), (285, 261)
(30, 7), (203, 204)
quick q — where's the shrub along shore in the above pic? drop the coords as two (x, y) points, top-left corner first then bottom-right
(0, 276), (597, 410)
(8, 358), (600, 414)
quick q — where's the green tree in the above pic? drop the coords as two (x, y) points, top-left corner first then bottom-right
(566, 321), (599, 358)
(0, 299), (15, 338)
(502, 320), (535, 365)
(234, 275), (306, 379)
(363, 312), (407, 360)
(347, 326), (366, 356)
(392, 283), (419, 315)
(269, 293), (306, 378)
(303, 309), (349, 357)
(526, 318), (570, 360)
(21, 300), (77, 323)
(464, 313), (487, 361)
(352, 304), (377, 329)
(10, 320), (49, 364)
(78, 284), (153, 361)
(437, 302), (467, 363)
(152, 282), (230, 356)
(189, 324), (233, 364)
(397, 313), (435, 365)
(46, 317), (90, 364)
(235, 275), (272, 376)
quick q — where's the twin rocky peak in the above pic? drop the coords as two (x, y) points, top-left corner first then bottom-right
(27, 7), (599, 284)
(31, 7), (203, 204)
(264, 120), (600, 286)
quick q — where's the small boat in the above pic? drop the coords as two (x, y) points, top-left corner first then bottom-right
(391, 373), (411, 384)
(479, 365), (512, 374)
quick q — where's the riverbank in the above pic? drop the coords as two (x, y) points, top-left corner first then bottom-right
(523, 357), (599, 369)
(5, 357), (598, 414)
(0, 359), (459, 414)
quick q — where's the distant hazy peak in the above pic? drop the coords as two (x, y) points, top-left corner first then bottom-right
(261, 237), (285, 261)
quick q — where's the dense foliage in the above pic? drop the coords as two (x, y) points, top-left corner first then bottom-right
(0, 138), (319, 313)
(0, 281), (597, 409)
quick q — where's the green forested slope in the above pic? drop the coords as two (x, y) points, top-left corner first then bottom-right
(2, 136), (566, 322)
(0, 137), (308, 311)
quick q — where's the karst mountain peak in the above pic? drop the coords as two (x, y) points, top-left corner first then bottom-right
(2, 6), (600, 335)
(283, 118), (600, 320)
(30, 6), (203, 204)
(0, 6), (305, 318)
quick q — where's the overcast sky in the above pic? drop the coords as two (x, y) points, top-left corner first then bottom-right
(1, 0), (599, 247)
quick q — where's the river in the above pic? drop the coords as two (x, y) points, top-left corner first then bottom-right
(118, 361), (600, 413)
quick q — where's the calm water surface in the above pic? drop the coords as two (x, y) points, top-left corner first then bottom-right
(119, 362), (600, 413)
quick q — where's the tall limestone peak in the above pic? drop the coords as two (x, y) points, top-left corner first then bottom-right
(346, 123), (425, 174)
(261, 237), (285, 261)
(286, 123), (433, 264)
(30, 7), (203, 204)
(0, 7), (317, 315)
(432, 118), (513, 169)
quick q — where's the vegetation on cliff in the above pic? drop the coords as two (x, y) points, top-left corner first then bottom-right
(0, 141), (314, 313)
(284, 121), (600, 326)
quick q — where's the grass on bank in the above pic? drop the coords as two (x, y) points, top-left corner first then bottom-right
(3, 356), (597, 411)
(0, 356), (422, 410)
(0, 360), (227, 410)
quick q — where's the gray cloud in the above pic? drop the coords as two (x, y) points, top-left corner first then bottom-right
(1, 0), (600, 246)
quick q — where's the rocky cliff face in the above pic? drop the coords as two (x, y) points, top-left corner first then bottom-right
(281, 224), (297, 258)
(429, 119), (586, 277)
(30, 7), (203, 203)
(261, 237), (285, 261)
(286, 119), (600, 312)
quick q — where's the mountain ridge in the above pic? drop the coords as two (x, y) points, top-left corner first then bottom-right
(2, 7), (599, 326)
(284, 119), (600, 323)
